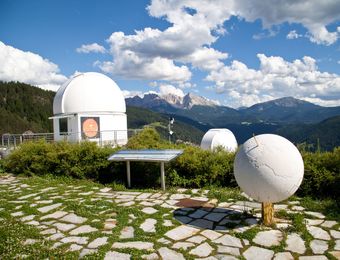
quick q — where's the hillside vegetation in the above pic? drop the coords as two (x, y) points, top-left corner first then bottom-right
(0, 81), (54, 135)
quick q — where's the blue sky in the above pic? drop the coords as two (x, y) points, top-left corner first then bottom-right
(1, 0), (339, 107)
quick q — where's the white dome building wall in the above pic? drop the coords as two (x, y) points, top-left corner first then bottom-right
(51, 72), (128, 146)
(200, 129), (238, 152)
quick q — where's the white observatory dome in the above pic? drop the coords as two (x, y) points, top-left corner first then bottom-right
(200, 128), (238, 152)
(53, 72), (126, 115)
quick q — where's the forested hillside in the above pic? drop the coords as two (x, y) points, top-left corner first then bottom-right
(0, 81), (54, 135)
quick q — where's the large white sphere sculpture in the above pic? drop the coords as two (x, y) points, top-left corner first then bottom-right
(234, 134), (304, 203)
(200, 129), (238, 152)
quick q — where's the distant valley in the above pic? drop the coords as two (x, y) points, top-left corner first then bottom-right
(1, 81), (340, 150)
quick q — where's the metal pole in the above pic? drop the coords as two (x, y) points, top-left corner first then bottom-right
(126, 161), (131, 188)
(161, 162), (165, 191)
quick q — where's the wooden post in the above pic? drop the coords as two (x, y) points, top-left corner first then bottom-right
(262, 202), (274, 226)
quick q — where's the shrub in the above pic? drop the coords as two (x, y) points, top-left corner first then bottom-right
(4, 140), (115, 180)
(299, 147), (340, 205)
(168, 146), (236, 187)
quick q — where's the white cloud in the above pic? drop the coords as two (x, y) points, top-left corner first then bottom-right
(159, 84), (185, 97)
(207, 54), (340, 107)
(76, 43), (106, 54)
(233, 0), (340, 45)
(0, 41), (67, 91)
(94, 0), (338, 87)
(287, 30), (302, 39)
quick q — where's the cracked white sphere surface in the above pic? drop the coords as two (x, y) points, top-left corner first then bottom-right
(234, 134), (304, 203)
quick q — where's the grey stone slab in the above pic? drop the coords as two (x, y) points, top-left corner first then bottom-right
(305, 219), (324, 226)
(217, 245), (240, 256)
(253, 230), (283, 247)
(141, 253), (159, 260)
(140, 218), (157, 233)
(157, 238), (171, 245)
(189, 209), (209, 219)
(88, 237), (108, 249)
(21, 215), (35, 222)
(273, 252), (294, 260)
(307, 225), (331, 240)
(37, 203), (62, 213)
(175, 216), (192, 224)
(204, 212), (227, 222)
(69, 225), (98, 235)
(165, 225), (200, 240)
(104, 251), (131, 260)
(321, 220), (337, 228)
(243, 246), (274, 260)
(201, 229), (222, 240)
(11, 211), (24, 217)
(104, 219), (117, 230)
(40, 211), (68, 220)
(112, 241), (154, 250)
(47, 232), (65, 241)
(53, 222), (76, 232)
(120, 226), (134, 239)
(60, 213), (87, 224)
(213, 234), (243, 248)
(186, 235), (207, 244)
(331, 230), (340, 239)
(142, 207), (158, 214)
(189, 219), (214, 229)
(299, 256), (328, 260)
(163, 220), (173, 227)
(335, 240), (340, 250)
(305, 211), (325, 219)
(61, 236), (89, 245)
(190, 242), (213, 257)
(158, 247), (185, 260)
(310, 239), (328, 254)
(285, 233), (306, 254)
(172, 242), (195, 250)
(41, 228), (57, 235)
(69, 244), (83, 251)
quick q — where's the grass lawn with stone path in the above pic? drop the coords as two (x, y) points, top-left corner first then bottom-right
(0, 173), (340, 260)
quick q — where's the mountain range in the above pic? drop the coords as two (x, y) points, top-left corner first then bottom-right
(126, 92), (340, 125)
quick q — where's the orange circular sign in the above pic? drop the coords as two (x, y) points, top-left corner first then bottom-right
(82, 118), (99, 138)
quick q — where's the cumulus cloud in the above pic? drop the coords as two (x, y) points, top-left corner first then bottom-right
(207, 54), (340, 107)
(95, 0), (338, 87)
(159, 84), (185, 97)
(287, 30), (302, 39)
(76, 43), (106, 54)
(0, 41), (67, 91)
(233, 0), (340, 45)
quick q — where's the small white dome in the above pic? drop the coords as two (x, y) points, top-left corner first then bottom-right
(53, 72), (126, 115)
(200, 128), (238, 152)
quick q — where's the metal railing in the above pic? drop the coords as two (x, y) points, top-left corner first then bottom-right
(1, 129), (142, 148)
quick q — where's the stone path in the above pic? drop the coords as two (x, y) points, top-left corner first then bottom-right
(0, 174), (339, 259)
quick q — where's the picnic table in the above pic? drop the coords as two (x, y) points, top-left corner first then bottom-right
(108, 149), (183, 190)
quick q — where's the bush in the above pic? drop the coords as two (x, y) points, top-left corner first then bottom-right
(4, 140), (116, 180)
(168, 146), (236, 187)
(299, 147), (340, 204)
(126, 127), (172, 149)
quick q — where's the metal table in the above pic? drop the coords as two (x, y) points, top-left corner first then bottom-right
(108, 149), (183, 190)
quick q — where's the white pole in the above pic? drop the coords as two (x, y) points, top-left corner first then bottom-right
(126, 161), (131, 188)
(161, 162), (165, 191)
